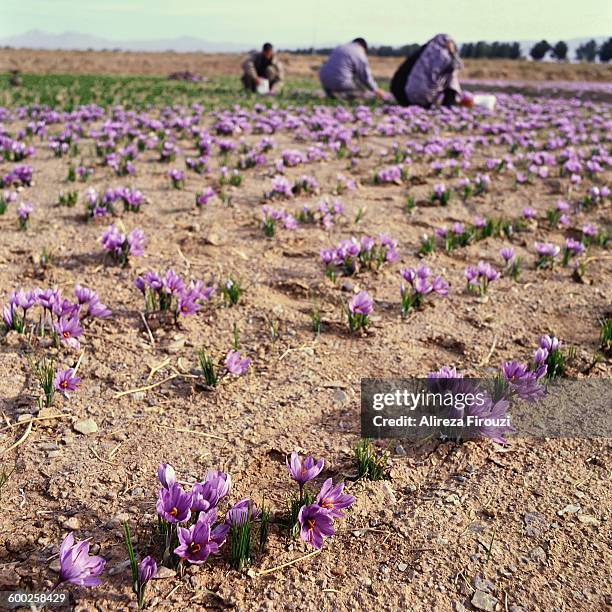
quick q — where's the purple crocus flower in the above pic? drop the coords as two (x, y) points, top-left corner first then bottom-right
(501, 361), (546, 402)
(298, 504), (335, 550)
(157, 463), (176, 489)
(522, 207), (536, 220)
(86, 300), (112, 318)
(174, 512), (229, 564)
(156, 483), (192, 523)
(54, 316), (83, 350)
(225, 499), (262, 526)
(17, 201), (34, 220)
(127, 228), (145, 257)
(533, 347), (549, 366)
(535, 242), (560, 258)
(500, 247), (515, 263)
(286, 451), (324, 486)
(203, 470), (231, 500)
(316, 478), (355, 519)
(138, 556), (157, 584)
(348, 291), (374, 316)
(57, 532), (106, 587)
(224, 350), (250, 376)
(53, 368), (81, 393)
(540, 335), (561, 352)
(74, 285), (97, 305)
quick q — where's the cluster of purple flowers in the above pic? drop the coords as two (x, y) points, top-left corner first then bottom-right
(347, 291), (374, 332)
(399, 264), (448, 315)
(195, 186), (216, 208)
(1, 137), (35, 162)
(17, 201), (34, 229)
(321, 235), (399, 277)
(297, 197), (344, 229)
(261, 205), (298, 236)
(0, 164), (33, 188)
(134, 269), (214, 322)
(374, 164), (405, 184)
(101, 225), (145, 267)
(86, 186), (145, 217)
(427, 366), (517, 444)
(534, 242), (560, 269)
(156, 464), (234, 564)
(465, 261), (500, 295)
(286, 452), (355, 549)
(168, 169), (185, 189)
(3, 285), (111, 349)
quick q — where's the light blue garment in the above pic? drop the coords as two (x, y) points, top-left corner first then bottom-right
(319, 42), (378, 93)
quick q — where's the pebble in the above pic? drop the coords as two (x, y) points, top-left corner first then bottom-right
(557, 504), (580, 516)
(577, 514), (600, 526)
(397, 562), (408, 572)
(530, 546), (547, 563)
(332, 389), (348, 403)
(472, 575), (494, 593)
(153, 566), (176, 580)
(39, 443), (59, 451)
(109, 560), (132, 576)
(73, 418), (98, 435)
(471, 590), (498, 612)
(62, 516), (80, 530)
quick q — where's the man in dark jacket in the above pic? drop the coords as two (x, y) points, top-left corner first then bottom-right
(241, 43), (284, 93)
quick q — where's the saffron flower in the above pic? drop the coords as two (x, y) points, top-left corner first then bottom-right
(399, 265), (448, 315)
(157, 463), (176, 489)
(101, 225), (145, 267)
(168, 168), (185, 189)
(224, 350), (250, 376)
(316, 478), (355, 519)
(17, 201), (33, 229)
(56, 532), (106, 587)
(53, 368), (81, 393)
(298, 504), (335, 550)
(174, 512), (229, 564)
(156, 483), (192, 523)
(195, 187), (215, 207)
(465, 261), (500, 295)
(287, 451), (324, 489)
(535, 242), (560, 269)
(138, 556), (157, 585)
(225, 498), (262, 526)
(348, 290), (373, 332)
(54, 316), (83, 350)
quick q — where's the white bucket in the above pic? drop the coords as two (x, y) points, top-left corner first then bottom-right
(474, 94), (496, 111)
(257, 78), (270, 95)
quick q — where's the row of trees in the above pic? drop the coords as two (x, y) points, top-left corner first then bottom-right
(530, 38), (612, 62)
(288, 38), (612, 62)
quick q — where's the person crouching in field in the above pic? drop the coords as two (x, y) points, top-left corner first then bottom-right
(390, 33), (472, 108)
(241, 43), (284, 94)
(319, 38), (386, 101)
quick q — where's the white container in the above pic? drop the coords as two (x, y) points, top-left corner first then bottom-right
(474, 94), (496, 111)
(256, 78), (270, 95)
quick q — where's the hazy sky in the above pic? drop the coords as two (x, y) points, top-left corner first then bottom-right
(1, 0), (610, 46)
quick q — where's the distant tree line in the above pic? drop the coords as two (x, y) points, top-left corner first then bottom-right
(286, 37), (612, 62)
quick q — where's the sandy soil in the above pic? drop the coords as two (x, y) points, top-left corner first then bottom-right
(1, 48), (612, 83)
(0, 90), (610, 612)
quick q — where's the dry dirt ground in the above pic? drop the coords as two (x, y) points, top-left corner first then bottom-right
(1, 48), (612, 83)
(0, 76), (610, 611)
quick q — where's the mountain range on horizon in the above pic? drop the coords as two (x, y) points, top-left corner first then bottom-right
(0, 29), (609, 56)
